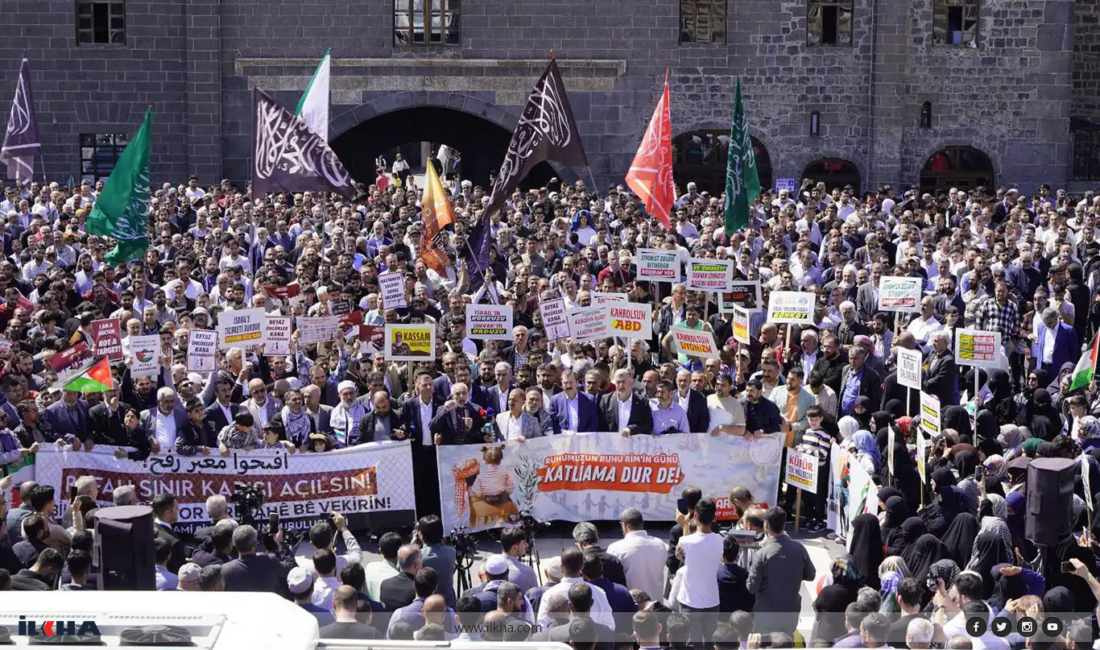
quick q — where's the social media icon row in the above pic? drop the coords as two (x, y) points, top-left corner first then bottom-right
(966, 616), (1062, 637)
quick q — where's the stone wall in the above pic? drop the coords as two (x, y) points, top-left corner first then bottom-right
(1073, 0), (1100, 123)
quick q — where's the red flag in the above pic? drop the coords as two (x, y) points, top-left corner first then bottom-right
(626, 74), (675, 231)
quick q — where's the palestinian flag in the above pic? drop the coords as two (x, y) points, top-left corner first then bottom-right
(62, 357), (113, 393)
(1071, 334), (1100, 393)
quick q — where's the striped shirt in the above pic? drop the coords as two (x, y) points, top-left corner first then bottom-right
(471, 465), (514, 498)
(799, 428), (832, 460)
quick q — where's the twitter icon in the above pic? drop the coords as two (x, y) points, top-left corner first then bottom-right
(991, 617), (1013, 637)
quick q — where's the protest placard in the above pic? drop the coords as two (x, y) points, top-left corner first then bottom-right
(539, 298), (571, 342)
(217, 308), (266, 350)
(261, 282), (300, 301)
(91, 319), (123, 361)
(878, 276), (924, 313)
(297, 316), (342, 345)
(954, 328), (1001, 368)
(378, 271), (407, 310)
(466, 304), (513, 340)
(766, 291), (816, 324)
(671, 327), (720, 359)
(897, 347), (923, 390)
(607, 302), (653, 340)
(187, 330), (218, 373)
(687, 259), (733, 292)
(719, 280), (762, 312)
(385, 324), (435, 361)
(916, 424), (928, 484)
(775, 178), (797, 193)
(920, 391), (941, 439)
(784, 448), (819, 493)
(636, 248), (680, 283)
(591, 291), (628, 306)
(264, 316), (292, 355)
(732, 307), (752, 344)
(48, 342), (94, 382)
(569, 306), (609, 343)
(129, 335), (160, 378)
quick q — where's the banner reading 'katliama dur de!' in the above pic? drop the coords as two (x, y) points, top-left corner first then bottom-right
(33, 442), (416, 533)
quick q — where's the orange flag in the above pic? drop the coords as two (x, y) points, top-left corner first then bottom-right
(421, 160), (455, 274)
(625, 73), (675, 231)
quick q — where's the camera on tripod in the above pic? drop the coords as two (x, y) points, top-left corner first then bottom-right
(230, 483), (265, 527)
(510, 511), (551, 535)
(448, 525), (477, 564)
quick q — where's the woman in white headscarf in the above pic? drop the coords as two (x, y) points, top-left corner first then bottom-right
(838, 415), (861, 443)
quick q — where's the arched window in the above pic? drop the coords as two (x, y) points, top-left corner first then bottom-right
(801, 158), (861, 194)
(920, 146), (994, 194)
(671, 131), (773, 196)
(920, 102), (932, 129)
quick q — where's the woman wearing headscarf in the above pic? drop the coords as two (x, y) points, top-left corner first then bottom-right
(998, 425), (1029, 458)
(851, 430), (882, 475)
(942, 406), (973, 442)
(903, 534), (950, 584)
(848, 513), (884, 590)
(888, 517), (927, 558)
(879, 571), (903, 615)
(922, 467), (965, 537)
(927, 558), (960, 593)
(1024, 389), (1063, 441)
(970, 516), (1014, 568)
(838, 415), (860, 443)
(984, 493), (1007, 520)
(988, 564), (1031, 614)
(1042, 585), (1076, 617)
(881, 495), (910, 543)
(871, 412), (894, 445)
(984, 455), (1007, 487)
(968, 531), (1013, 598)
(879, 556), (911, 579)
(983, 369), (1017, 425)
(1020, 437), (1044, 458)
(852, 396), (873, 431)
(941, 512), (980, 568)
(812, 555), (863, 643)
(884, 399), (907, 421)
(962, 367), (987, 403)
(889, 440), (924, 510)
(1015, 368), (1050, 417)
(973, 410), (1003, 457)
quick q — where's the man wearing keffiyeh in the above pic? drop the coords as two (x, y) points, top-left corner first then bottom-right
(329, 380), (366, 447)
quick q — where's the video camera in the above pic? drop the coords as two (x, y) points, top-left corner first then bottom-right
(230, 483), (265, 527)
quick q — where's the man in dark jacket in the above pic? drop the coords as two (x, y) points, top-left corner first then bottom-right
(220, 525), (296, 593)
(717, 536), (754, 614)
(572, 523), (627, 588)
(355, 391), (404, 445)
(11, 547), (63, 590)
(379, 544), (421, 610)
(581, 553), (636, 620)
(837, 347), (883, 418)
(597, 370), (654, 436)
(151, 493), (189, 574)
(922, 330), (958, 407)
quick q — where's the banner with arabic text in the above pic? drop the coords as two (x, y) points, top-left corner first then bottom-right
(437, 431), (783, 532)
(34, 442), (415, 533)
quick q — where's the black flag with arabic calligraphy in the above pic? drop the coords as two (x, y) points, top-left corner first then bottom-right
(251, 88), (354, 199)
(0, 59), (40, 186)
(483, 58), (588, 218)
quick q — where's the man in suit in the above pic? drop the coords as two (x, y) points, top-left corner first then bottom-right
(485, 361), (514, 416)
(597, 369), (654, 436)
(837, 346), (883, 418)
(855, 264), (884, 325)
(302, 385), (333, 435)
(532, 585), (615, 650)
(243, 378), (283, 440)
(43, 390), (89, 443)
(140, 388), (190, 453)
(922, 330), (959, 406)
(221, 524), (297, 593)
(674, 369), (709, 433)
(1035, 307), (1079, 376)
(379, 544), (421, 611)
(151, 493), (189, 574)
(355, 391), (404, 445)
(430, 382), (487, 445)
(549, 369), (599, 434)
(87, 388), (132, 446)
(431, 353), (458, 402)
(402, 373), (446, 516)
(203, 378), (240, 433)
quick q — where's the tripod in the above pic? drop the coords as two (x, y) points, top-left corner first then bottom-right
(456, 547), (474, 594)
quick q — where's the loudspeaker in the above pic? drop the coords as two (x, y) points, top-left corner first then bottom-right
(94, 505), (156, 591)
(1026, 458), (1076, 547)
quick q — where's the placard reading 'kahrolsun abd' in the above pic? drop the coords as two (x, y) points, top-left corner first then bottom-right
(465, 304), (513, 341)
(606, 302), (653, 340)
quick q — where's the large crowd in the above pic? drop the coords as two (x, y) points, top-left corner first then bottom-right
(0, 168), (1097, 650)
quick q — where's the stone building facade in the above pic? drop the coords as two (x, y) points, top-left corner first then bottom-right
(1, 0), (1096, 194)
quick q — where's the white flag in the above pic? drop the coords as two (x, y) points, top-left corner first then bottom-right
(295, 49), (330, 141)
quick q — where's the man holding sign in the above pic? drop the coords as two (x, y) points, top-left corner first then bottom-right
(661, 304), (716, 371)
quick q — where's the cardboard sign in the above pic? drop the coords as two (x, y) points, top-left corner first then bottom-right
(129, 335), (160, 378)
(606, 302), (653, 340)
(591, 291), (629, 306)
(784, 448), (819, 492)
(671, 326), (720, 359)
(920, 391), (941, 440)
(539, 298), (571, 342)
(719, 280), (762, 313)
(568, 305), (609, 343)
(384, 323), (436, 362)
(91, 319), (123, 361)
(297, 316), (341, 345)
(732, 306), (752, 344)
(687, 258), (733, 292)
(878, 276), (924, 313)
(48, 342), (94, 381)
(897, 347), (923, 391)
(766, 291), (816, 325)
(187, 330), (218, 373)
(636, 248), (681, 283)
(359, 325), (386, 354)
(378, 271), (407, 310)
(954, 328), (1002, 368)
(466, 304), (513, 341)
(217, 308), (266, 350)
(264, 316), (293, 356)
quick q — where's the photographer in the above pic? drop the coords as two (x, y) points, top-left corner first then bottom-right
(296, 511), (362, 574)
(220, 524), (297, 593)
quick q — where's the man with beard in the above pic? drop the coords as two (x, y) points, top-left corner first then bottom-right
(356, 391), (404, 445)
(922, 330), (958, 406)
(401, 373), (446, 514)
(430, 382), (488, 445)
(812, 333), (846, 395)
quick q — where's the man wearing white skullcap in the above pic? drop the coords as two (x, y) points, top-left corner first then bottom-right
(329, 380), (366, 447)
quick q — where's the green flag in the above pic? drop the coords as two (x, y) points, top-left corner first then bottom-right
(723, 78), (761, 235)
(86, 107), (152, 265)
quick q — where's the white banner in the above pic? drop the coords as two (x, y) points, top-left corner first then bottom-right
(847, 454), (879, 524)
(466, 304), (513, 341)
(637, 248), (681, 283)
(539, 298), (571, 342)
(766, 291), (816, 325)
(218, 308), (267, 350)
(897, 347), (923, 390)
(878, 276), (923, 313)
(568, 305), (609, 343)
(607, 302), (653, 340)
(784, 449), (819, 493)
(687, 259), (733, 292)
(297, 315), (341, 345)
(954, 328), (1002, 369)
(186, 330), (218, 373)
(378, 271), (407, 310)
(436, 432), (783, 532)
(129, 335), (160, 378)
(264, 316), (292, 356)
(34, 442), (416, 534)
(671, 327), (720, 359)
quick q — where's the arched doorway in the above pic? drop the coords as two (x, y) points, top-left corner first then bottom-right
(671, 130), (773, 196)
(330, 106), (557, 190)
(802, 158), (861, 194)
(920, 146), (994, 194)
